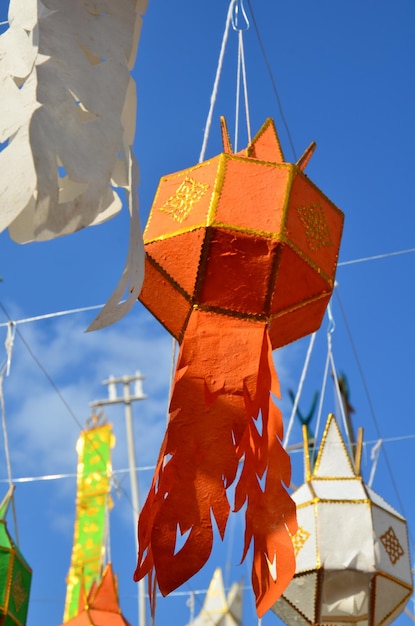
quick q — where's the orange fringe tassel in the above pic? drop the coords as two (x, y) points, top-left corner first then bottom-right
(134, 309), (297, 617)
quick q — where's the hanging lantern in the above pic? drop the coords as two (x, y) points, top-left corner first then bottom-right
(61, 563), (131, 626)
(272, 414), (413, 626)
(0, 488), (32, 626)
(63, 419), (115, 622)
(189, 567), (243, 626)
(134, 118), (344, 615)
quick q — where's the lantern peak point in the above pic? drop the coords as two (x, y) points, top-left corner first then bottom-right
(219, 116), (317, 174)
(311, 413), (359, 480)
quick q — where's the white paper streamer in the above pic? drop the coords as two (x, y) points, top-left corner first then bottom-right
(0, 0), (148, 327)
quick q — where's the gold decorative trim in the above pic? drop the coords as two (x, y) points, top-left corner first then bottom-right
(310, 475), (364, 482)
(380, 526), (405, 565)
(10, 569), (27, 613)
(312, 414), (356, 477)
(291, 525), (311, 556)
(145, 254), (193, 302)
(246, 117), (285, 162)
(159, 177), (210, 223)
(269, 291), (331, 322)
(369, 500), (407, 524)
(143, 159), (216, 237)
(285, 238), (335, 286)
(296, 203), (333, 251)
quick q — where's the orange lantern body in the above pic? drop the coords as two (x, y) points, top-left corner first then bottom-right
(135, 118), (344, 617)
(62, 564), (131, 626)
(139, 118), (343, 349)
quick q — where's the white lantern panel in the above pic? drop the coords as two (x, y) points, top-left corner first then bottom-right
(317, 502), (375, 571)
(282, 572), (318, 622)
(310, 478), (367, 501)
(372, 573), (413, 626)
(320, 570), (371, 622)
(366, 486), (404, 519)
(371, 505), (412, 584)
(294, 504), (318, 572)
(272, 597), (311, 626)
(292, 483), (314, 506)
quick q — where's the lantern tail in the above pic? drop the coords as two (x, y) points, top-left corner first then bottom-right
(134, 310), (297, 616)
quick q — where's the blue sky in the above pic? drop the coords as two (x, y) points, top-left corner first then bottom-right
(0, 1), (415, 625)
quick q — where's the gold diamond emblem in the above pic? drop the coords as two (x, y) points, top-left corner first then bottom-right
(291, 525), (310, 556)
(297, 203), (332, 251)
(160, 178), (209, 223)
(11, 569), (28, 613)
(380, 526), (405, 565)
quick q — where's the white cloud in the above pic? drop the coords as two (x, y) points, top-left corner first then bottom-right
(0, 304), (172, 481)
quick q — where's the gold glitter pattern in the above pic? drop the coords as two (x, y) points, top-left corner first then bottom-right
(291, 525), (311, 556)
(160, 178), (209, 222)
(11, 569), (27, 613)
(380, 526), (405, 564)
(297, 203), (332, 251)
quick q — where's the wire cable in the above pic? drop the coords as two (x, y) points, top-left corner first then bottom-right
(199, 0), (237, 163)
(245, 0), (297, 161)
(283, 332), (316, 449)
(338, 247), (415, 267)
(334, 289), (410, 526)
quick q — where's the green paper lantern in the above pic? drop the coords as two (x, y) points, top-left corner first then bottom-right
(0, 491), (32, 626)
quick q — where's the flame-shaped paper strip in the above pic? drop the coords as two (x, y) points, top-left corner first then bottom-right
(135, 118), (344, 616)
(0, 0), (147, 326)
(135, 311), (297, 616)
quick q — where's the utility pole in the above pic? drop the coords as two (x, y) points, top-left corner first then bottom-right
(90, 371), (147, 626)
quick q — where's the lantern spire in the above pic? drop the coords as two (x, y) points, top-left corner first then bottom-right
(312, 413), (357, 478)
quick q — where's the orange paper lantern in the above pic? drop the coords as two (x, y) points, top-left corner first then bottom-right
(62, 564), (131, 626)
(134, 118), (344, 616)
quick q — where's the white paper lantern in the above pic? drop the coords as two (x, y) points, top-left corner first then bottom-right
(272, 414), (413, 626)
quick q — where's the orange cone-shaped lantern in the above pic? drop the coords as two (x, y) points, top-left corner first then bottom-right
(62, 564), (131, 626)
(134, 118), (344, 616)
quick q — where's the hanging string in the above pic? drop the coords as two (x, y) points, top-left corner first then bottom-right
(368, 440), (382, 488)
(245, 0), (297, 161)
(232, 0), (251, 151)
(186, 592), (195, 624)
(240, 31), (251, 144)
(310, 321), (332, 467)
(105, 497), (112, 565)
(0, 302), (104, 328)
(199, 0), (237, 163)
(328, 337), (354, 457)
(234, 32), (242, 151)
(166, 336), (178, 427)
(334, 289), (408, 519)
(5, 321), (15, 376)
(283, 331), (316, 449)
(0, 324), (19, 544)
(338, 247), (415, 267)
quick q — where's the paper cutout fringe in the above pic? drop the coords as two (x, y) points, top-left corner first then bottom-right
(134, 311), (297, 616)
(0, 0), (147, 329)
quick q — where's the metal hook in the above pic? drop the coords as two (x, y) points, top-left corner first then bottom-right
(231, 0), (250, 32)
